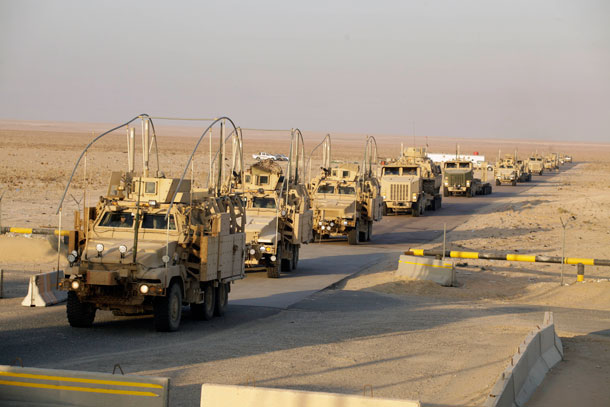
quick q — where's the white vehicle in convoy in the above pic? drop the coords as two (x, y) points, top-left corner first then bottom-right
(253, 152), (277, 160)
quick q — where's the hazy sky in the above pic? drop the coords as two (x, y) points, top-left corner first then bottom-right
(1, 0), (609, 141)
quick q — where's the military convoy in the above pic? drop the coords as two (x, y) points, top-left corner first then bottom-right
(379, 147), (442, 216)
(242, 130), (313, 278)
(494, 154), (531, 186)
(442, 159), (492, 197)
(58, 116), (246, 331)
(308, 136), (383, 244)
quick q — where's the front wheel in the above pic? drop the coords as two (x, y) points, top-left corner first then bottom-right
(154, 282), (183, 332)
(347, 223), (360, 245)
(292, 245), (299, 270)
(67, 291), (96, 328)
(267, 246), (282, 278)
(411, 200), (421, 217)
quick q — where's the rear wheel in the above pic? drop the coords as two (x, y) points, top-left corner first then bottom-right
(382, 203), (388, 216)
(292, 245), (299, 270)
(466, 188), (472, 198)
(411, 199), (421, 217)
(443, 188), (449, 197)
(214, 283), (228, 317)
(67, 291), (96, 328)
(191, 283), (215, 321)
(367, 221), (373, 241)
(511, 180), (517, 186)
(495, 179), (501, 186)
(154, 281), (183, 332)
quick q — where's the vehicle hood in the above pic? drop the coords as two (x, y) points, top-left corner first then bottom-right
(244, 214), (278, 244)
(85, 238), (176, 270)
(313, 198), (356, 219)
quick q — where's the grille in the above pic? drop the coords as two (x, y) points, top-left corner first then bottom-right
(448, 173), (466, 186)
(390, 184), (409, 200)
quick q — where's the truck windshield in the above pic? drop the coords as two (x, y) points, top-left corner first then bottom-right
(338, 185), (355, 195)
(317, 184), (335, 194)
(383, 168), (399, 175)
(142, 214), (176, 230)
(445, 163), (457, 169)
(402, 167), (418, 175)
(99, 212), (134, 228)
(252, 197), (276, 209)
(459, 163), (470, 168)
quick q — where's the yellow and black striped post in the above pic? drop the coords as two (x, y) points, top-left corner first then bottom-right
(0, 227), (69, 237)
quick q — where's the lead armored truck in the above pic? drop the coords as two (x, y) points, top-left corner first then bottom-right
(59, 116), (246, 331)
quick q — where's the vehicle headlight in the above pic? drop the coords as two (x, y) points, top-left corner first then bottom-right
(162, 255), (170, 264)
(382, 195), (386, 199)
(330, 222), (334, 227)
(318, 221), (322, 226)
(281, 210), (287, 216)
(265, 247), (272, 253)
(444, 182), (449, 186)
(139, 284), (149, 294)
(270, 255), (277, 262)
(321, 225), (326, 230)
(259, 246), (266, 253)
(466, 180), (471, 186)
(343, 220), (348, 225)
(67, 253), (76, 263)
(71, 280), (80, 290)
(412, 193), (418, 200)
(249, 248), (256, 255)
(119, 245), (127, 254)
(96, 243), (104, 253)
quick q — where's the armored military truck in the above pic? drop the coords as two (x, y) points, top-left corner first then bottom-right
(242, 129), (313, 278)
(58, 116), (246, 331)
(527, 155), (544, 175)
(516, 159), (532, 182)
(309, 136), (383, 244)
(544, 153), (558, 172)
(379, 147), (442, 216)
(494, 155), (519, 186)
(442, 160), (492, 197)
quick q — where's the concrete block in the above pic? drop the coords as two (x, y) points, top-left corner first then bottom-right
(396, 255), (455, 286)
(200, 383), (421, 407)
(21, 270), (67, 307)
(0, 365), (169, 407)
(540, 326), (562, 368)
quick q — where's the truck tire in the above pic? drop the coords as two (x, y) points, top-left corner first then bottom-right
(411, 200), (421, 217)
(436, 196), (442, 209)
(267, 246), (281, 278)
(366, 221), (373, 242)
(495, 179), (501, 186)
(214, 283), (228, 317)
(154, 281), (183, 331)
(443, 188), (449, 197)
(466, 188), (472, 198)
(347, 223), (359, 245)
(539, 170), (543, 176)
(292, 245), (299, 269)
(191, 283), (215, 321)
(67, 291), (96, 328)
(382, 203), (388, 216)
(511, 180), (517, 186)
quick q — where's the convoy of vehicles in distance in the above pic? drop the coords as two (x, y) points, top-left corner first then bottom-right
(442, 160), (492, 197)
(309, 136), (383, 244)
(242, 130), (313, 278)
(59, 116), (246, 331)
(379, 147), (442, 216)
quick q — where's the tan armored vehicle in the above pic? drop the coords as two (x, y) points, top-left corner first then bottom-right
(442, 159), (492, 197)
(516, 159), (532, 182)
(527, 154), (544, 175)
(57, 116), (246, 331)
(544, 153), (559, 171)
(494, 154), (519, 186)
(242, 129), (313, 278)
(308, 136), (383, 244)
(379, 147), (442, 216)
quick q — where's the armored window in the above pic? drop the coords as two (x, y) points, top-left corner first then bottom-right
(245, 175), (251, 183)
(459, 163), (470, 168)
(402, 167), (418, 175)
(98, 212), (134, 228)
(145, 182), (156, 194)
(252, 197), (276, 209)
(384, 167), (399, 175)
(317, 184), (335, 194)
(332, 170), (337, 176)
(338, 185), (355, 195)
(257, 175), (269, 185)
(142, 214), (176, 230)
(342, 171), (350, 178)
(445, 163), (457, 169)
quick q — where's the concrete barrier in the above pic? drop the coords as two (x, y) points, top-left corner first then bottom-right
(0, 365), (169, 406)
(21, 270), (67, 307)
(396, 254), (455, 286)
(200, 383), (420, 407)
(484, 312), (563, 407)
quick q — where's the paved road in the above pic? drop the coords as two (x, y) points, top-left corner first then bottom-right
(231, 170), (563, 308)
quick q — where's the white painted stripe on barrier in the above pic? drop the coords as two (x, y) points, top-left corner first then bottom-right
(200, 383), (421, 407)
